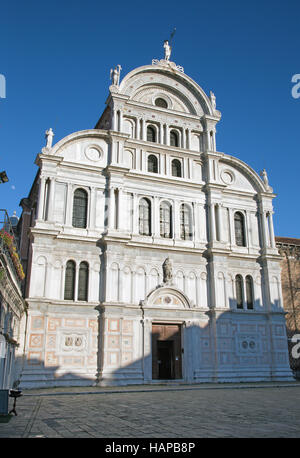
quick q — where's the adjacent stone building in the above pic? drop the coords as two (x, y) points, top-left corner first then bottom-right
(276, 237), (300, 376)
(17, 47), (293, 388)
(0, 210), (27, 389)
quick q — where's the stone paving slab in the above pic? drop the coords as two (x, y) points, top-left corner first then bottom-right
(0, 382), (300, 438)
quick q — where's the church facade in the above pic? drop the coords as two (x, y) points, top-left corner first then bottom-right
(17, 50), (293, 388)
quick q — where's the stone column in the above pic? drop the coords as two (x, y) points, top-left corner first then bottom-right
(159, 123), (164, 144)
(37, 176), (46, 220)
(117, 188), (123, 231)
(260, 210), (268, 248)
(153, 196), (160, 238)
(108, 187), (115, 230)
(143, 318), (152, 383)
(174, 200), (181, 240)
(132, 193), (139, 235)
(186, 129), (191, 150)
(268, 212), (276, 248)
(136, 118), (140, 140)
(165, 124), (170, 146)
(209, 203), (216, 242)
(119, 110), (123, 132)
(89, 187), (96, 229)
(112, 109), (117, 131)
(65, 183), (73, 226)
(141, 118), (146, 141)
(46, 177), (55, 221)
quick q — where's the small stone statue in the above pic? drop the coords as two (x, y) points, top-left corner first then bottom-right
(260, 168), (269, 187)
(163, 257), (173, 284)
(45, 128), (54, 149)
(210, 91), (216, 111)
(110, 65), (122, 86)
(163, 40), (171, 61)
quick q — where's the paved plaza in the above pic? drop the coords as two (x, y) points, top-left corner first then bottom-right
(1, 382), (300, 438)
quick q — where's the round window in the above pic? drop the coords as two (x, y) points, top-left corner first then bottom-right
(155, 98), (168, 108)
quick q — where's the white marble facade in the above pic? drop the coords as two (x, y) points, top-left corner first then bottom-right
(18, 55), (293, 388)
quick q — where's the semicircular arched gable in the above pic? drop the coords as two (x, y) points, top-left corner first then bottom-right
(119, 66), (213, 117)
(142, 285), (191, 309)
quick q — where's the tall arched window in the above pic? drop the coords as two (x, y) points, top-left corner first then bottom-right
(160, 201), (172, 238)
(246, 275), (254, 310)
(180, 204), (192, 240)
(64, 260), (76, 300)
(171, 159), (182, 177)
(147, 125), (156, 142)
(148, 155), (158, 173)
(78, 261), (89, 301)
(139, 198), (151, 236)
(170, 130), (179, 147)
(234, 212), (246, 247)
(72, 188), (88, 228)
(235, 274), (244, 309)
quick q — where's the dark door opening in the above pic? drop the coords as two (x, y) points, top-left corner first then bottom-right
(157, 341), (174, 379)
(152, 323), (182, 380)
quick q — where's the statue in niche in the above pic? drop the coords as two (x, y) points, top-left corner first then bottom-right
(45, 128), (54, 149)
(163, 257), (173, 284)
(110, 64), (122, 86)
(163, 40), (171, 61)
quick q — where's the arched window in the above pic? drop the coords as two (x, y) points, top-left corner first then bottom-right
(72, 188), (88, 228)
(246, 275), (254, 310)
(170, 130), (179, 147)
(155, 98), (168, 108)
(160, 201), (172, 238)
(139, 198), (151, 236)
(78, 261), (89, 301)
(234, 212), (246, 247)
(147, 125), (156, 142)
(180, 204), (192, 240)
(171, 159), (182, 177)
(148, 154), (158, 173)
(235, 274), (244, 309)
(64, 260), (76, 300)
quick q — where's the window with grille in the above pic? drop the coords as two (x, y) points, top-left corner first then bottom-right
(78, 261), (89, 301)
(246, 275), (254, 309)
(170, 130), (179, 147)
(180, 204), (192, 240)
(171, 159), (182, 177)
(155, 98), (168, 108)
(235, 274), (244, 309)
(160, 201), (172, 238)
(147, 125), (156, 142)
(139, 198), (151, 236)
(72, 188), (88, 228)
(148, 155), (158, 173)
(64, 260), (76, 300)
(234, 212), (246, 246)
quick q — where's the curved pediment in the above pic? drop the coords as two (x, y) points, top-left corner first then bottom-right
(118, 65), (216, 117)
(141, 285), (192, 309)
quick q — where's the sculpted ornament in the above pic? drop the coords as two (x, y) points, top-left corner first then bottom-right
(163, 40), (171, 61)
(163, 257), (173, 285)
(110, 65), (122, 86)
(45, 128), (54, 149)
(210, 91), (216, 111)
(152, 38), (184, 73)
(260, 168), (272, 192)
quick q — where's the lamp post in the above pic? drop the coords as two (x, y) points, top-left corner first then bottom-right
(0, 171), (9, 183)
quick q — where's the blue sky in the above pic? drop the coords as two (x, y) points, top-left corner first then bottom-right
(0, 0), (299, 237)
